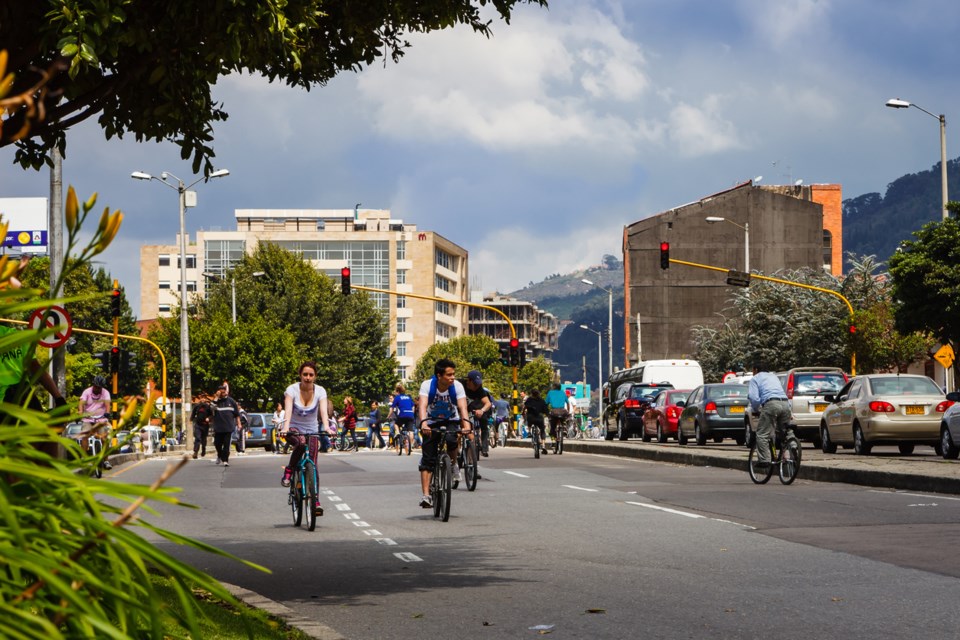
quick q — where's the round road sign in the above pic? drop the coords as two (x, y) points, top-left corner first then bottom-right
(28, 305), (73, 348)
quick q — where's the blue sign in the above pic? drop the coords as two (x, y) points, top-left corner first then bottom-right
(3, 230), (47, 248)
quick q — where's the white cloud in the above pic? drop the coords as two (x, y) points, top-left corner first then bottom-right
(738, 0), (833, 49)
(667, 95), (745, 157)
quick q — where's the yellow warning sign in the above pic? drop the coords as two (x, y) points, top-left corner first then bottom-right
(934, 344), (955, 369)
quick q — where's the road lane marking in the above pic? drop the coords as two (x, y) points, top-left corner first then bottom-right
(504, 471), (529, 478)
(394, 552), (422, 562)
(353, 521), (370, 527)
(375, 538), (397, 545)
(321, 490), (334, 495)
(563, 485), (599, 492)
(869, 489), (960, 502)
(328, 496), (342, 502)
(335, 504), (351, 511)
(344, 513), (360, 520)
(626, 501), (704, 519)
(363, 529), (382, 536)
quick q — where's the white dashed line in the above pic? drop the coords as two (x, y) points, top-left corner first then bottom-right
(364, 529), (382, 536)
(328, 496), (342, 502)
(375, 538), (397, 546)
(321, 490), (335, 495)
(343, 513), (360, 520)
(626, 501), (704, 519)
(353, 521), (370, 527)
(335, 504), (351, 511)
(563, 485), (599, 492)
(869, 489), (960, 502)
(394, 552), (422, 562)
(504, 471), (529, 478)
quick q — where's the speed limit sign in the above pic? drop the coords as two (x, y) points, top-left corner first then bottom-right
(28, 305), (73, 348)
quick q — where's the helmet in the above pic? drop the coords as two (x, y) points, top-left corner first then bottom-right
(93, 375), (108, 388)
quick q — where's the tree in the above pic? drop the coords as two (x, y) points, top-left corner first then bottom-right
(3, 0), (547, 172)
(518, 356), (553, 395)
(411, 334), (503, 389)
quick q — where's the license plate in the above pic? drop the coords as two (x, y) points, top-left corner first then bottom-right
(905, 406), (924, 415)
(813, 403), (827, 412)
(729, 406), (745, 414)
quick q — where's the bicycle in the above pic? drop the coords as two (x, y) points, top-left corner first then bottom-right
(552, 415), (566, 455)
(495, 417), (509, 448)
(748, 419), (801, 485)
(530, 418), (544, 459)
(421, 417), (461, 522)
(287, 432), (321, 531)
(76, 418), (110, 478)
(455, 418), (479, 491)
(396, 423), (412, 456)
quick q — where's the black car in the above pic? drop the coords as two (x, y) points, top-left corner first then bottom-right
(606, 382), (674, 440)
(678, 383), (750, 446)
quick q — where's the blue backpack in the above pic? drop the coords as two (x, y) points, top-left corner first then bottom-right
(427, 376), (458, 420)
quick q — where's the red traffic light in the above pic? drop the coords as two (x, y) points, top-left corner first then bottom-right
(659, 242), (670, 270)
(509, 337), (519, 348)
(340, 266), (351, 295)
(111, 287), (121, 317)
(849, 325), (857, 334)
(341, 267), (351, 278)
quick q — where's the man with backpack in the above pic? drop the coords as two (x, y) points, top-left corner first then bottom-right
(417, 358), (471, 509)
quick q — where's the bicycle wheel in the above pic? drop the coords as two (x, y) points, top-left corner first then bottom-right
(747, 441), (773, 484)
(779, 438), (802, 485)
(304, 459), (318, 531)
(291, 476), (303, 526)
(533, 424), (541, 459)
(464, 439), (478, 491)
(498, 424), (507, 448)
(439, 453), (452, 522)
(431, 461), (441, 518)
(90, 439), (103, 479)
(396, 434), (403, 455)
(554, 426), (564, 455)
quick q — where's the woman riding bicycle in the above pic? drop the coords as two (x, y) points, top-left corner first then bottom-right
(280, 361), (329, 517)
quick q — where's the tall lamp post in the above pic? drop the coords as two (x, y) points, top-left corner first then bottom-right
(705, 216), (749, 272)
(580, 278), (614, 374)
(579, 325), (603, 422)
(202, 270), (266, 324)
(886, 98), (949, 220)
(132, 168), (229, 451)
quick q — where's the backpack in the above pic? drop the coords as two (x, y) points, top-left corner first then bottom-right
(427, 376), (458, 420)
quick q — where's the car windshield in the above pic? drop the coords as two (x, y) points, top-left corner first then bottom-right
(630, 386), (668, 400)
(708, 384), (748, 399)
(249, 414), (263, 427)
(667, 392), (690, 405)
(793, 373), (845, 396)
(868, 377), (942, 396)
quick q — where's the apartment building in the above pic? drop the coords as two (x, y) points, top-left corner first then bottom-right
(139, 209), (468, 379)
(466, 293), (558, 362)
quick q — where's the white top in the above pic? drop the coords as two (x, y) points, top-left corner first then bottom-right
(285, 382), (327, 434)
(418, 378), (465, 424)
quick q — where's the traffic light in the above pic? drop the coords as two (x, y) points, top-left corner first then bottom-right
(659, 242), (670, 270)
(121, 349), (138, 375)
(109, 346), (120, 374)
(341, 266), (351, 295)
(509, 337), (520, 367)
(111, 287), (121, 318)
(94, 351), (108, 370)
(519, 345), (527, 368)
(500, 345), (510, 366)
(849, 325), (857, 334)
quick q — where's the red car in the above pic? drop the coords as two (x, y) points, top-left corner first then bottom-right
(642, 389), (692, 443)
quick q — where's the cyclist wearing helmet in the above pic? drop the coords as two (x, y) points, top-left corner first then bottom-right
(78, 375), (112, 470)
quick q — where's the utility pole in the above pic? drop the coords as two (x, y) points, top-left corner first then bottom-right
(48, 147), (65, 400)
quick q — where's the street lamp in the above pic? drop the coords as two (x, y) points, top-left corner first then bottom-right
(579, 324), (603, 422)
(886, 98), (949, 220)
(205, 271), (266, 324)
(705, 216), (750, 273)
(132, 168), (229, 451)
(581, 278), (614, 374)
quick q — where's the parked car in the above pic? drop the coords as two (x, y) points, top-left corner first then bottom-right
(244, 412), (277, 451)
(63, 422), (84, 440)
(642, 389), (692, 443)
(113, 430), (138, 454)
(678, 383), (750, 446)
(140, 425), (165, 453)
(606, 382), (674, 440)
(820, 374), (949, 455)
(939, 392), (960, 459)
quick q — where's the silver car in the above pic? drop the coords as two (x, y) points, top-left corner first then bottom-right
(820, 374), (949, 455)
(937, 392), (960, 459)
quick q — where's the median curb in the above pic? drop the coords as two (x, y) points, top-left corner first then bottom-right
(505, 439), (960, 495)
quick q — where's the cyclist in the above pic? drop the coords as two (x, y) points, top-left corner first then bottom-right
(462, 370), (492, 461)
(418, 358), (471, 509)
(523, 388), (549, 455)
(747, 365), (792, 467)
(389, 383), (416, 454)
(493, 393), (511, 442)
(78, 375), (112, 470)
(545, 383), (569, 446)
(280, 361), (329, 516)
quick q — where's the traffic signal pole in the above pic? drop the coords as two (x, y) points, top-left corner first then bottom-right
(351, 284), (524, 433)
(667, 257), (857, 375)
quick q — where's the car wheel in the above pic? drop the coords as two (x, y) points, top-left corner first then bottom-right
(820, 424), (837, 454)
(694, 422), (707, 446)
(941, 427), (960, 460)
(641, 424), (651, 442)
(656, 423), (667, 444)
(618, 416), (629, 441)
(604, 415), (615, 440)
(898, 443), (915, 455)
(677, 423), (688, 446)
(712, 436), (723, 444)
(853, 423), (872, 455)
(734, 433), (746, 446)
(743, 420), (753, 449)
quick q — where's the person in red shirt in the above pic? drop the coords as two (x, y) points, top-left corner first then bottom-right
(339, 396), (358, 451)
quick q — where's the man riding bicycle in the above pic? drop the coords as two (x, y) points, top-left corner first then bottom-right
(462, 370), (492, 461)
(544, 383), (570, 445)
(748, 364), (793, 467)
(418, 358), (471, 509)
(493, 392), (511, 440)
(78, 375), (112, 470)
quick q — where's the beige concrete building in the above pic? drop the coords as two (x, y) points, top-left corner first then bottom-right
(139, 209), (468, 379)
(467, 293), (559, 362)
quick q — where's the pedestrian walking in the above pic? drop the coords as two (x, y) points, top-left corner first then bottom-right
(212, 384), (241, 466)
(340, 396), (358, 451)
(190, 392), (214, 459)
(366, 401), (386, 449)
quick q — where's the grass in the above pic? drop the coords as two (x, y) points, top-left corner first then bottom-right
(150, 574), (313, 639)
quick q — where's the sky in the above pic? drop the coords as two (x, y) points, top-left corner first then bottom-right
(3, 0), (960, 312)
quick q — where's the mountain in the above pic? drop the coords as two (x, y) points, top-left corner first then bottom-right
(843, 158), (960, 266)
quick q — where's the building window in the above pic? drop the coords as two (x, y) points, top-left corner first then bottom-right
(397, 240), (406, 260)
(397, 342), (407, 357)
(397, 295), (406, 309)
(823, 230), (833, 271)
(158, 281), (170, 290)
(183, 281), (197, 292)
(158, 304), (171, 313)
(435, 301), (450, 315)
(436, 322), (457, 339)
(397, 269), (407, 285)
(159, 254), (170, 267)
(397, 366), (408, 380)
(435, 248), (457, 271)
(397, 318), (407, 333)
(435, 274), (454, 293)
(204, 240), (246, 280)
(177, 255), (197, 269)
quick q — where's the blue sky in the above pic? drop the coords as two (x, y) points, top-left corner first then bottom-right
(3, 0), (960, 311)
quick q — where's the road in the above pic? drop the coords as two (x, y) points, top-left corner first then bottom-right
(116, 446), (960, 639)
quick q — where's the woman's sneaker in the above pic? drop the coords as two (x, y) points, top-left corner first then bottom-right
(420, 494), (433, 509)
(281, 467), (292, 487)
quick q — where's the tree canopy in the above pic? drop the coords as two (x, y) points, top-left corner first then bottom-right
(2, 0), (546, 173)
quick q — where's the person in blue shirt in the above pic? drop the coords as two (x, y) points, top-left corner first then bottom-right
(748, 366), (793, 466)
(389, 383), (416, 454)
(366, 401), (386, 449)
(544, 383), (570, 444)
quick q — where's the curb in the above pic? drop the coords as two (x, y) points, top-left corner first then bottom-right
(505, 439), (960, 495)
(222, 582), (346, 640)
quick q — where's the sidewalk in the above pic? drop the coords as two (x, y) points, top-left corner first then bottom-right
(506, 438), (960, 494)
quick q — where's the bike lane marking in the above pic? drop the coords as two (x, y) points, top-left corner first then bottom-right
(504, 471), (529, 478)
(319, 486), (410, 562)
(563, 485), (599, 492)
(626, 501), (755, 529)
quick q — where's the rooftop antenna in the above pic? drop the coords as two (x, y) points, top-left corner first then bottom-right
(354, 203), (361, 221)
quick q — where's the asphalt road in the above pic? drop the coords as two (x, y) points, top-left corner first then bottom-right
(115, 446), (960, 639)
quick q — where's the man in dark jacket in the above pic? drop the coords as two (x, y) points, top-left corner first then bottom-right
(190, 393), (214, 459)
(211, 384), (240, 466)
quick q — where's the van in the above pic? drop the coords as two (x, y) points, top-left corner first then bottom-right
(606, 359), (704, 402)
